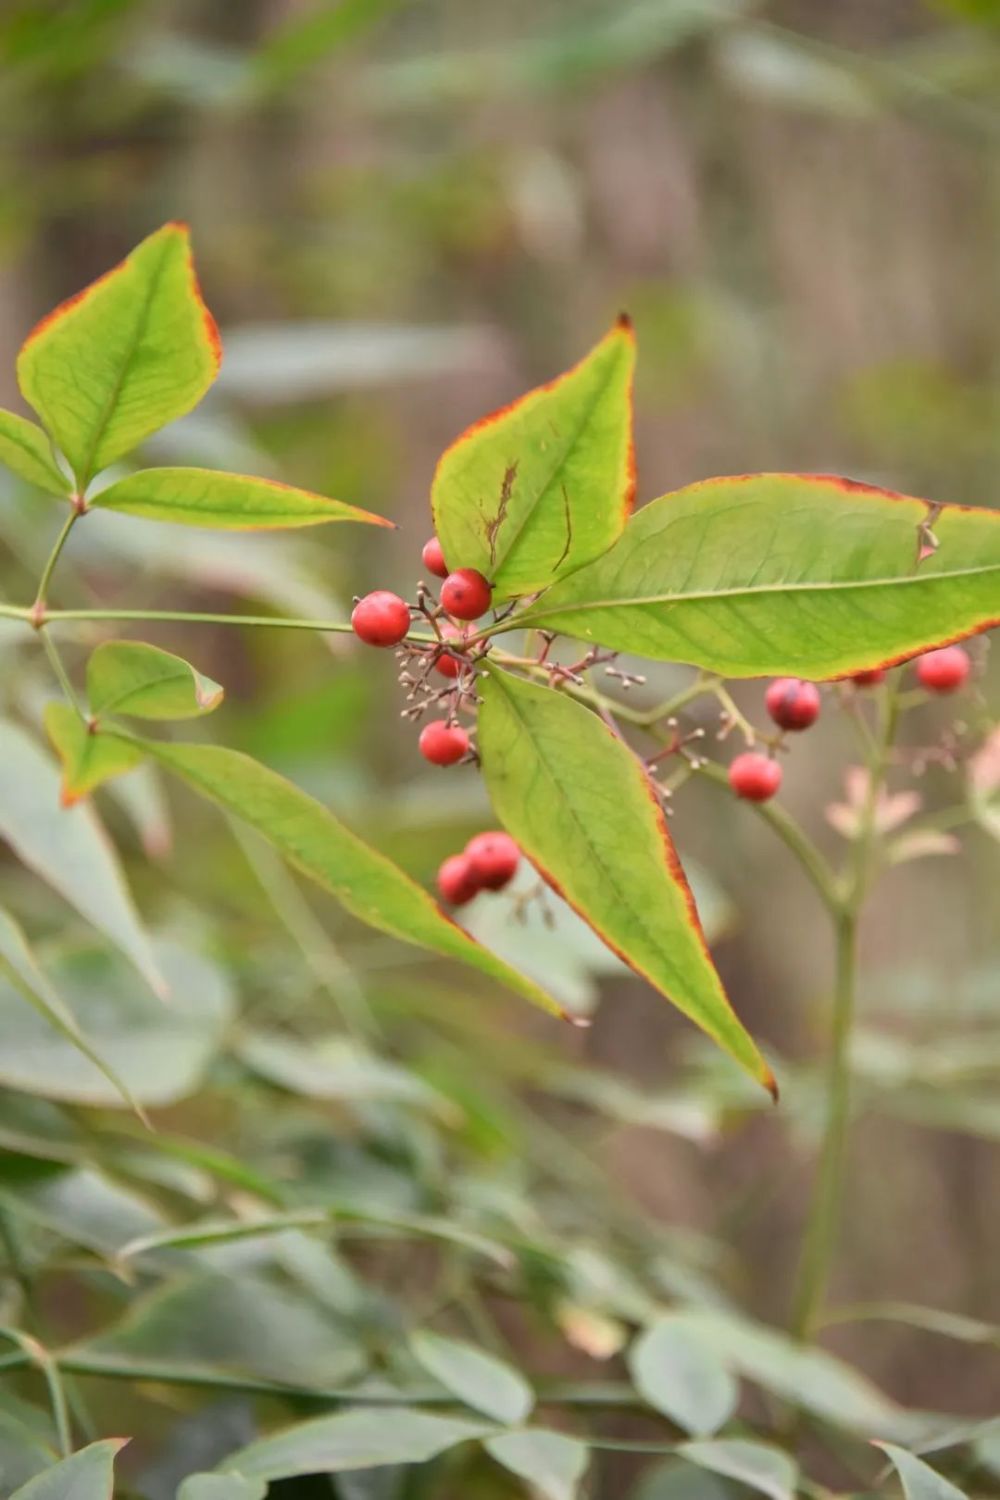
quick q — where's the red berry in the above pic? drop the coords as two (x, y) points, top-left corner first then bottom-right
(437, 854), (479, 906)
(440, 568), (492, 621)
(351, 590), (410, 647)
(421, 537), (448, 579)
(729, 752), (783, 802)
(915, 645), (971, 694)
(465, 831), (520, 891)
(852, 668), (886, 687)
(764, 677), (821, 732)
(434, 623), (469, 679)
(418, 719), (470, 766)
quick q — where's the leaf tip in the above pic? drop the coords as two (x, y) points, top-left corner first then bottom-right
(59, 783), (84, 809)
(615, 309), (634, 336)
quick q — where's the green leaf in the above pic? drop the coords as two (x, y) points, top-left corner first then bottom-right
(476, 667), (774, 1093)
(0, 409), (67, 495)
(17, 223), (221, 486)
(90, 466), (392, 530)
(874, 1444), (969, 1500)
(87, 640), (224, 720)
(0, 1165), (165, 1258)
(9, 1440), (126, 1500)
(130, 737), (571, 1022)
(178, 1478), (267, 1500)
(411, 1331), (534, 1425)
(516, 474), (1000, 677)
(629, 1317), (738, 1437)
(44, 702), (145, 802)
(218, 1410), (493, 1479)
(0, 908), (143, 1116)
(432, 318), (635, 598)
(677, 1440), (797, 1500)
(484, 1430), (589, 1500)
(0, 939), (234, 1108)
(236, 1030), (448, 1113)
(0, 719), (164, 996)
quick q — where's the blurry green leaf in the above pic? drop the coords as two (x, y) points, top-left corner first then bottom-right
(0, 1401), (58, 1495)
(254, 0), (404, 90)
(677, 1440), (797, 1500)
(629, 1317), (738, 1436)
(87, 641), (223, 720)
(410, 1332), (534, 1425)
(103, 762), (173, 860)
(433, 319), (634, 598)
(517, 476), (1000, 678)
(9, 1440), (126, 1500)
(716, 32), (876, 117)
(178, 1478), (266, 1500)
(91, 467), (392, 531)
(0, 940), (233, 1108)
(133, 738), (570, 1021)
(0, 1165), (164, 1257)
(77, 1273), (366, 1389)
(218, 1410), (492, 1479)
(44, 702), (145, 801)
(477, 668), (774, 1092)
(632, 1459), (735, 1500)
(874, 1443), (969, 1500)
(0, 411), (66, 495)
(236, 1031), (447, 1114)
(17, 224), (220, 486)
(484, 1429), (589, 1500)
(0, 719), (164, 996)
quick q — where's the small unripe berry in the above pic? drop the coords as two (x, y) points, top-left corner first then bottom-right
(437, 854), (479, 906)
(765, 677), (821, 732)
(465, 831), (520, 891)
(434, 623), (468, 679)
(419, 719), (470, 766)
(351, 590), (410, 647)
(729, 752), (782, 802)
(915, 645), (971, 694)
(852, 668), (886, 687)
(421, 537), (449, 579)
(440, 568), (492, 621)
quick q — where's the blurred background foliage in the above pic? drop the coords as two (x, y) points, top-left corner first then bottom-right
(0, 1), (998, 1496)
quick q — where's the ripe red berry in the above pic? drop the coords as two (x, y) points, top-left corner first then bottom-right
(421, 537), (448, 579)
(915, 645), (971, 694)
(764, 677), (821, 732)
(440, 568), (492, 621)
(852, 668), (886, 687)
(465, 831), (520, 891)
(351, 590), (410, 647)
(434, 623), (468, 679)
(418, 719), (470, 766)
(437, 854), (479, 906)
(729, 752), (783, 802)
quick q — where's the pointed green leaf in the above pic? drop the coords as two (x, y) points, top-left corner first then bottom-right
(432, 319), (635, 598)
(411, 1331), (534, 1425)
(874, 1444), (970, 1500)
(44, 702), (145, 802)
(87, 640), (224, 720)
(0, 409), (67, 495)
(484, 1430), (589, 1500)
(0, 719), (165, 996)
(90, 467), (393, 530)
(476, 667), (774, 1093)
(129, 737), (571, 1020)
(517, 474), (1000, 677)
(629, 1317), (738, 1436)
(677, 1441), (796, 1500)
(9, 1440), (127, 1500)
(17, 223), (221, 486)
(218, 1409), (493, 1479)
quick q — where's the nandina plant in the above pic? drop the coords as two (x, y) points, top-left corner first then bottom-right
(0, 225), (997, 1498)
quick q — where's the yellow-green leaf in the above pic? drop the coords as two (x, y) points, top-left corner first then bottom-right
(0, 409), (67, 495)
(432, 318), (635, 599)
(44, 703), (145, 803)
(87, 641), (223, 720)
(89, 466), (392, 530)
(17, 222), (221, 486)
(477, 666), (775, 1094)
(9, 1440), (127, 1500)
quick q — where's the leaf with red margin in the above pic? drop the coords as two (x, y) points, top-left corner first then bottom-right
(476, 665), (775, 1095)
(515, 473), (1000, 679)
(432, 318), (636, 599)
(90, 467), (393, 531)
(17, 222), (221, 487)
(124, 736), (574, 1024)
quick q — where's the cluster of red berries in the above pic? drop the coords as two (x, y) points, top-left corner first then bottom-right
(437, 832), (521, 906)
(727, 645), (972, 804)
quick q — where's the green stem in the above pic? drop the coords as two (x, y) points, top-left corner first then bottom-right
(33, 509), (81, 615)
(42, 606), (359, 633)
(40, 630), (85, 718)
